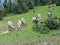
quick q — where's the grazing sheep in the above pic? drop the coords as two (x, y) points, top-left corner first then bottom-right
(17, 20), (22, 31)
(32, 17), (36, 23)
(36, 13), (43, 23)
(48, 10), (53, 19)
(32, 13), (43, 23)
(21, 17), (26, 27)
(8, 21), (15, 31)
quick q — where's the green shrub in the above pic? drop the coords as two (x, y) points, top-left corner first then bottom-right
(33, 20), (49, 33)
(44, 17), (60, 30)
(33, 16), (60, 33)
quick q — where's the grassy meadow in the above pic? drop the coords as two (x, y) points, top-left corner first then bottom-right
(0, 5), (60, 45)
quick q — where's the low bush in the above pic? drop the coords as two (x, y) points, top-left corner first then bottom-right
(44, 17), (60, 30)
(33, 20), (49, 33)
(33, 16), (60, 33)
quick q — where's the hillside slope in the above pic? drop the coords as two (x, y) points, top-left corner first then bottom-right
(0, 6), (60, 45)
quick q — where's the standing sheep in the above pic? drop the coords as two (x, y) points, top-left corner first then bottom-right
(21, 17), (26, 27)
(8, 21), (15, 31)
(32, 17), (36, 23)
(17, 20), (22, 31)
(32, 13), (43, 23)
(36, 13), (43, 23)
(48, 10), (53, 19)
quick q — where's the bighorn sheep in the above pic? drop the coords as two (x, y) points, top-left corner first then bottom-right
(36, 13), (42, 23)
(32, 13), (43, 23)
(48, 11), (52, 19)
(21, 17), (26, 27)
(17, 20), (22, 31)
(32, 17), (36, 23)
(8, 21), (15, 31)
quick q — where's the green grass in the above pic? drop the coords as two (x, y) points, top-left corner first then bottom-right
(0, 5), (60, 45)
